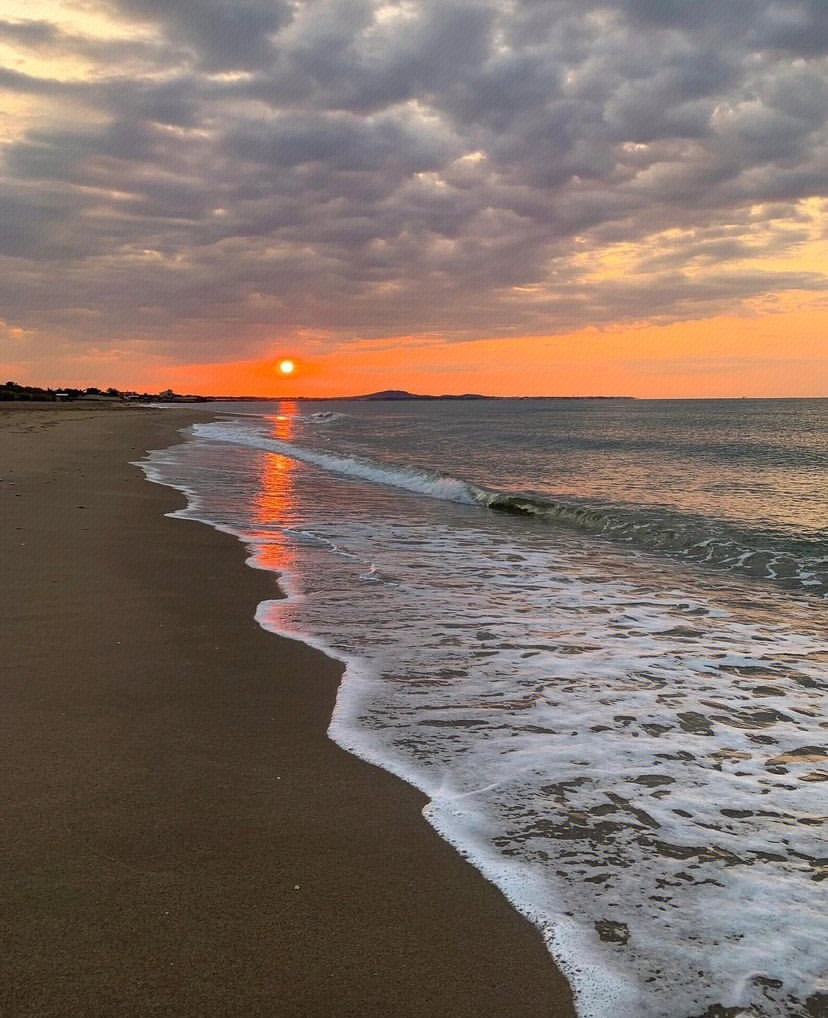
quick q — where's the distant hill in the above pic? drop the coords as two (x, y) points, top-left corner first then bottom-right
(349, 391), (632, 401)
(354, 389), (487, 401)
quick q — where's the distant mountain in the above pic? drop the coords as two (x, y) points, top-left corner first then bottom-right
(355, 389), (487, 401)
(294, 390), (635, 402)
(356, 389), (417, 400)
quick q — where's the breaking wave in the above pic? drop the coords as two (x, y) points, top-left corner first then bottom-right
(193, 421), (827, 597)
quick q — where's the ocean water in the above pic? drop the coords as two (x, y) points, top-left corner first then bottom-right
(140, 398), (827, 1018)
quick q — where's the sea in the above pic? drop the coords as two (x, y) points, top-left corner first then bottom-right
(139, 397), (827, 1018)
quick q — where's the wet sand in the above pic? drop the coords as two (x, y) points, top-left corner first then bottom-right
(0, 403), (576, 1017)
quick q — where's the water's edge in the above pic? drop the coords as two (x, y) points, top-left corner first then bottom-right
(135, 443), (597, 1011)
(136, 415), (826, 1018)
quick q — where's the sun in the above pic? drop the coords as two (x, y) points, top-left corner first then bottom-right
(278, 358), (295, 375)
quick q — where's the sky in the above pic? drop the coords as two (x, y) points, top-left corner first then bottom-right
(0, 0), (826, 398)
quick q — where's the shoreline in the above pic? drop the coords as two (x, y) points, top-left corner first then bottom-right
(1, 404), (576, 1017)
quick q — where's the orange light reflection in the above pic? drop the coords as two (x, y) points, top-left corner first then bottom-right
(250, 401), (298, 573)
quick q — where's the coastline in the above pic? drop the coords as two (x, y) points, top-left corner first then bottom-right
(0, 404), (576, 1017)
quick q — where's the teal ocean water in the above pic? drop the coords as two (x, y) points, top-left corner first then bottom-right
(142, 398), (827, 1018)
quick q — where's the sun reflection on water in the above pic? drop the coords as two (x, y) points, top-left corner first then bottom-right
(249, 402), (298, 573)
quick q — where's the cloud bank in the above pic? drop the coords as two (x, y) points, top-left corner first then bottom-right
(0, 0), (826, 366)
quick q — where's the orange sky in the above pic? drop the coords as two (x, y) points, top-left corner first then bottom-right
(4, 298), (825, 399)
(146, 302), (828, 399)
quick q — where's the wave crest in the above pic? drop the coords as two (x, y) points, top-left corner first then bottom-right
(194, 421), (827, 597)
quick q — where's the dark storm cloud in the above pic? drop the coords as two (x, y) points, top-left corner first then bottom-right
(0, 0), (826, 361)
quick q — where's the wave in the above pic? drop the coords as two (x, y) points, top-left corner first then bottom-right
(484, 491), (827, 597)
(307, 410), (350, 425)
(194, 421), (827, 598)
(196, 421), (481, 503)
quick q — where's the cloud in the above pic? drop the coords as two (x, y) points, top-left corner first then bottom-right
(109, 0), (295, 70)
(0, 0), (826, 365)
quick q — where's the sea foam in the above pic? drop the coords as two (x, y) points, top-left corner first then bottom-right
(142, 409), (827, 1018)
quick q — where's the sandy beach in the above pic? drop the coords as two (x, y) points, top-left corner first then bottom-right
(0, 403), (575, 1017)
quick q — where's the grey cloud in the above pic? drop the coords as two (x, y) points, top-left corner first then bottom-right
(100, 77), (202, 128)
(603, 48), (735, 142)
(621, 0), (757, 33)
(747, 1), (828, 55)
(635, 229), (812, 274)
(244, 0), (497, 115)
(226, 108), (455, 175)
(109, 0), (295, 70)
(0, 192), (88, 260)
(764, 65), (828, 122)
(0, 67), (70, 95)
(0, 16), (185, 72)
(621, 0), (827, 53)
(0, 19), (62, 47)
(0, 0), (826, 360)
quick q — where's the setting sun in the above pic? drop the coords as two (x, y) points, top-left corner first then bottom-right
(278, 359), (295, 375)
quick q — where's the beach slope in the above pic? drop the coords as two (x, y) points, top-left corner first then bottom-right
(0, 405), (575, 1017)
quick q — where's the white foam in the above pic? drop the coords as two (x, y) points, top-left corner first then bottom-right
(260, 507), (826, 1018)
(308, 410), (350, 425)
(193, 420), (480, 505)
(138, 422), (828, 1018)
